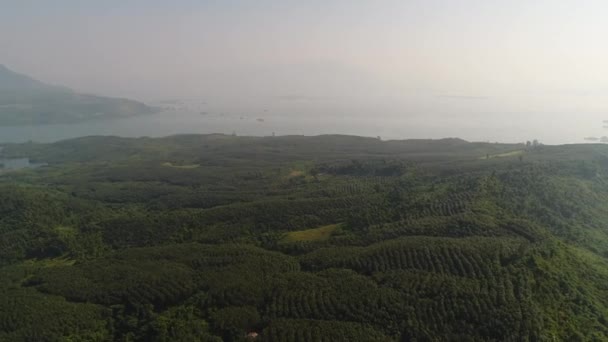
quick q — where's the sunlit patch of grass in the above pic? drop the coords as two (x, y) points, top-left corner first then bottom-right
(162, 162), (200, 169)
(23, 256), (76, 268)
(288, 170), (304, 178)
(481, 150), (524, 159)
(54, 226), (77, 235)
(282, 224), (340, 243)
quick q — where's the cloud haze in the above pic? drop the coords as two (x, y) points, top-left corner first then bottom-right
(1, 0), (608, 142)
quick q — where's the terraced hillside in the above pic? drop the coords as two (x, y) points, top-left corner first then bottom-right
(1, 134), (608, 341)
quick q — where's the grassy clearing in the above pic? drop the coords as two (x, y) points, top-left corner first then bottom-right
(288, 170), (305, 178)
(162, 162), (200, 169)
(23, 256), (76, 268)
(281, 224), (340, 243)
(481, 150), (524, 159)
(54, 226), (77, 235)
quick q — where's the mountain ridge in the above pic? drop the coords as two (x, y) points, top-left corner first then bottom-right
(0, 64), (69, 92)
(0, 64), (156, 126)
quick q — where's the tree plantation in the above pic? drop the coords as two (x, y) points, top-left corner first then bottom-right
(1, 134), (608, 341)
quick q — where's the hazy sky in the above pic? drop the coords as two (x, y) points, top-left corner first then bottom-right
(1, 0), (608, 142)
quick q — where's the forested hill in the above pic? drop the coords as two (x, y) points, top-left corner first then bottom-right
(2, 134), (608, 341)
(0, 64), (156, 126)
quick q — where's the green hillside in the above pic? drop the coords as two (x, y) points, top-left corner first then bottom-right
(1, 134), (608, 341)
(0, 65), (156, 126)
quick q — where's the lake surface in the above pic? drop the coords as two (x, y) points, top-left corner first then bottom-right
(0, 108), (601, 145)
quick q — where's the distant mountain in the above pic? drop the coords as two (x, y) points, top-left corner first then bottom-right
(0, 64), (156, 126)
(0, 64), (56, 91)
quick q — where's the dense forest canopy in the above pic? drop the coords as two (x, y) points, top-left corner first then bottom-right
(2, 134), (608, 341)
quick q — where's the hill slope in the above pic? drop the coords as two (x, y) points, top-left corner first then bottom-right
(1, 135), (608, 341)
(0, 65), (156, 126)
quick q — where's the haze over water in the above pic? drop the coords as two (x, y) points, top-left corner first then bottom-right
(0, 102), (602, 145)
(2, 1), (608, 144)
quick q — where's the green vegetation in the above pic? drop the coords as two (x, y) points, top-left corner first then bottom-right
(1, 134), (608, 340)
